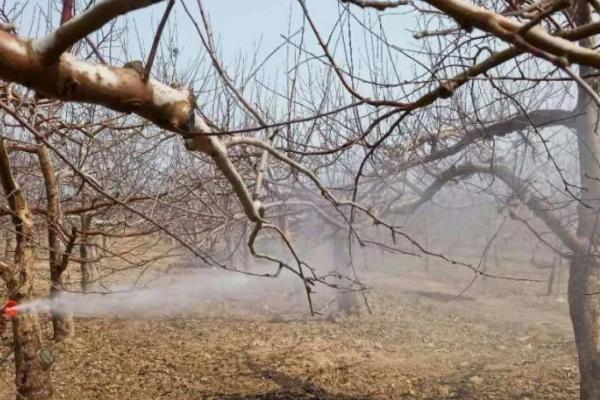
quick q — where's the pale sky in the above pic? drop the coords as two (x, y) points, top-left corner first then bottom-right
(18, 0), (418, 78)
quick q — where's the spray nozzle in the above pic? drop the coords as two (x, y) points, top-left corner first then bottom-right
(2, 300), (19, 318)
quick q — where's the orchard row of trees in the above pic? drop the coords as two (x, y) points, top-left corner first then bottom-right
(1, 0), (600, 399)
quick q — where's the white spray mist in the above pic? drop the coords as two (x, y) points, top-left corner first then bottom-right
(15, 269), (302, 318)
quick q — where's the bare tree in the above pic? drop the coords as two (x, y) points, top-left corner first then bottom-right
(3, 1), (600, 399)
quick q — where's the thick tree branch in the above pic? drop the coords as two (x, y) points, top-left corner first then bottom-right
(424, 0), (600, 69)
(389, 167), (470, 215)
(340, 0), (407, 11)
(0, 30), (204, 134)
(58, 228), (77, 275)
(395, 108), (577, 171)
(0, 12), (268, 227)
(389, 162), (585, 253)
(33, 0), (166, 63)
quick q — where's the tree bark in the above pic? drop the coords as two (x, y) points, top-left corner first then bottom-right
(547, 262), (556, 297)
(38, 145), (72, 341)
(12, 307), (54, 400)
(0, 137), (53, 399)
(4, 234), (12, 258)
(570, 2), (600, 395)
(102, 235), (108, 256)
(332, 234), (359, 316)
(242, 225), (250, 271)
(556, 258), (564, 299)
(423, 205), (431, 273)
(79, 213), (94, 293)
(569, 257), (600, 400)
(50, 271), (72, 341)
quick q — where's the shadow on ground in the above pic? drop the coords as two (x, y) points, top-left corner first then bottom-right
(211, 358), (372, 400)
(214, 393), (371, 400)
(407, 290), (475, 302)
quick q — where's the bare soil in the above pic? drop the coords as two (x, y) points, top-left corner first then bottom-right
(0, 261), (579, 400)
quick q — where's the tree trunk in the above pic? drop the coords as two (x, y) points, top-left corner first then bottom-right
(4, 234), (12, 258)
(541, 5), (600, 398)
(80, 214), (94, 293)
(37, 144), (72, 341)
(556, 258), (564, 299)
(336, 289), (359, 316)
(568, 257), (600, 400)
(332, 234), (359, 316)
(423, 206), (431, 273)
(12, 310), (54, 400)
(572, 2), (600, 389)
(102, 235), (108, 256)
(242, 225), (250, 271)
(547, 262), (556, 297)
(50, 267), (72, 341)
(50, 297), (71, 341)
(571, 2), (600, 394)
(0, 137), (53, 399)
(493, 243), (500, 268)
(10, 249), (53, 400)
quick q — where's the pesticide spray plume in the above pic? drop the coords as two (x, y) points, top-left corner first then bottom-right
(11, 268), (311, 319)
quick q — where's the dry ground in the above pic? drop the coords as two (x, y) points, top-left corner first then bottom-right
(0, 257), (579, 400)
